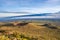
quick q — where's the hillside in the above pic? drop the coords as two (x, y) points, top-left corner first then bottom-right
(0, 22), (60, 40)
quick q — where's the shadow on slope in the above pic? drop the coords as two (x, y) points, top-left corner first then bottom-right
(41, 23), (58, 29)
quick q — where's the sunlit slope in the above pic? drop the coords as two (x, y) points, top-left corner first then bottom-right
(0, 22), (60, 40)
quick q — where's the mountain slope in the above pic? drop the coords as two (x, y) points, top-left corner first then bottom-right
(0, 22), (60, 40)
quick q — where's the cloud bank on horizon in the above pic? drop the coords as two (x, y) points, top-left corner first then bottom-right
(0, 0), (60, 18)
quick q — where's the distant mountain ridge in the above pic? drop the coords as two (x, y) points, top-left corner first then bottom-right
(1, 12), (60, 18)
(0, 11), (60, 21)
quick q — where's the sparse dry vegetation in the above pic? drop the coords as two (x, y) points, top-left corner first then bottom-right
(0, 21), (60, 40)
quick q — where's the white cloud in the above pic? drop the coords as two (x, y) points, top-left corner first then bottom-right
(0, 13), (31, 17)
(0, 0), (60, 18)
(17, 7), (60, 13)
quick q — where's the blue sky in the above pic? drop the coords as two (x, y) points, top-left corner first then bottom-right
(0, 0), (60, 18)
(0, 0), (60, 13)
